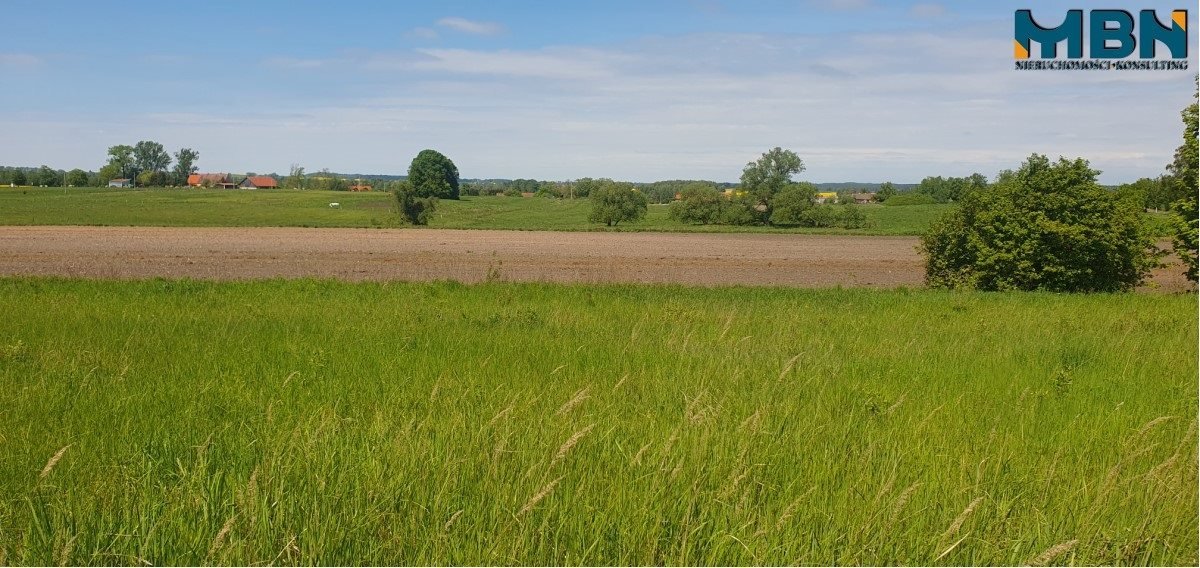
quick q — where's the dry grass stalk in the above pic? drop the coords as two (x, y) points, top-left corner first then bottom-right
(631, 442), (652, 466)
(718, 312), (735, 340)
(612, 374), (629, 392)
(1134, 416), (1175, 439)
(40, 445), (71, 480)
(934, 534), (970, 563)
(739, 409), (763, 433)
(552, 424), (595, 465)
(550, 364), (567, 375)
(942, 496), (984, 539)
(56, 534), (77, 567)
(555, 387), (591, 416)
(775, 489), (815, 532)
(518, 476), (563, 516)
(207, 515), (237, 558)
(662, 429), (681, 457)
(778, 353), (803, 380)
(444, 509), (463, 531)
(718, 466), (750, 500)
(885, 393), (908, 415)
(1027, 539), (1078, 566)
(890, 482), (921, 522)
(486, 405), (513, 427)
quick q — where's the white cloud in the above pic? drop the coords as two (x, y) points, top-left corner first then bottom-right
(909, 3), (946, 19)
(0, 53), (42, 67)
(406, 27), (439, 40)
(805, 0), (873, 11)
(262, 56), (330, 69)
(409, 47), (627, 80)
(436, 17), (504, 36)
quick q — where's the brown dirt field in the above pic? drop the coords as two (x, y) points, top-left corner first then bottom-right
(0, 226), (1192, 291)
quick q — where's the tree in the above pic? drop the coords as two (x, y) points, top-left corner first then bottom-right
(105, 145), (136, 180)
(173, 148), (199, 186)
(31, 165), (62, 186)
(740, 147), (805, 223)
(65, 169), (89, 187)
(570, 177), (602, 199)
(588, 181), (647, 226)
(769, 182), (818, 225)
(393, 181), (437, 225)
(132, 140), (170, 184)
(408, 149), (460, 199)
(876, 182), (897, 203)
(921, 154), (1156, 292)
(1167, 92), (1198, 282)
(10, 169), (27, 185)
(284, 164), (306, 189)
(669, 183), (725, 224)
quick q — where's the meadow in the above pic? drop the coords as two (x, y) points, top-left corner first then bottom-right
(0, 277), (1195, 565)
(0, 187), (952, 235)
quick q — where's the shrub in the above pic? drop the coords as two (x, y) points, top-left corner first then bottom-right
(769, 183), (817, 225)
(669, 185), (725, 224)
(921, 154), (1156, 292)
(588, 182), (647, 226)
(837, 204), (868, 229)
(800, 205), (838, 228)
(394, 182), (437, 225)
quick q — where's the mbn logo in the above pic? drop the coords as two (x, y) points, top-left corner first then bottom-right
(1015, 9), (1188, 59)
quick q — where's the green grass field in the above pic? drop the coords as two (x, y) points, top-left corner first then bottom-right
(1, 278), (1195, 565)
(0, 187), (951, 235)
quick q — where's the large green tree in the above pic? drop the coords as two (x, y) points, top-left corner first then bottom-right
(65, 169), (89, 187)
(1167, 93), (1198, 282)
(31, 165), (62, 186)
(668, 182), (725, 224)
(739, 147), (804, 223)
(172, 148), (199, 186)
(133, 140), (171, 183)
(408, 149), (460, 200)
(876, 181), (897, 203)
(588, 181), (647, 226)
(921, 154), (1156, 292)
(105, 145), (136, 180)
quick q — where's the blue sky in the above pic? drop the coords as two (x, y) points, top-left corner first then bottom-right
(1, 0), (1196, 183)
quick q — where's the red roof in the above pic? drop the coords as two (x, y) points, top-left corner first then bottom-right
(244, 176), (278, 188)
(188, 173), (228, 186)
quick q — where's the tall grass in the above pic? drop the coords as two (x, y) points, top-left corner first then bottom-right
(0, 278), (1195, 565)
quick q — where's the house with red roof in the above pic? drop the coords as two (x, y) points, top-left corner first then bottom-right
(187, 173), (236, 188)
(240, 176), (279, 189)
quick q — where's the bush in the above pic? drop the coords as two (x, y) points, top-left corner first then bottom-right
(669, 185), (725, 224)
(883, 193), (937, 206)
(799, 205), (837, 228)
(394, 183), (437, 225)
(921, 154), (1156, 292)
(588, 182), (647, 226)
(769, 183), (816, 225)
(837, 204), (868, 229)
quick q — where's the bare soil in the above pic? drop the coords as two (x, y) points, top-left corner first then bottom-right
(0, 226), (1191, 291)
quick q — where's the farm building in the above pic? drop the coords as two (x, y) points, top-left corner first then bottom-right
(187, 173), (233, 188)
(108, 178), (132, 188)
(814, 192), (839, 204)
(240, 176), (279, 189)
(852, 192), (877, 204)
